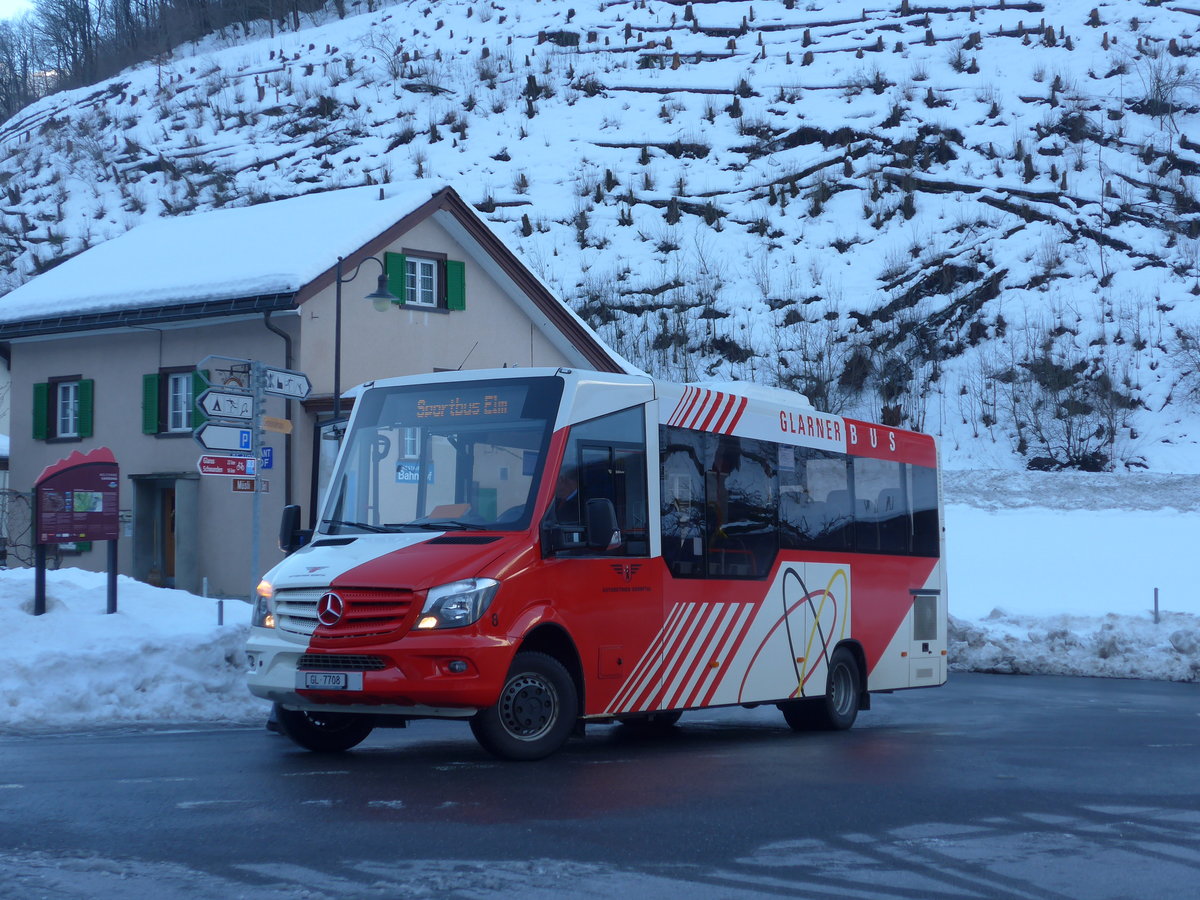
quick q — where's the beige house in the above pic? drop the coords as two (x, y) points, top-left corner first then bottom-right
(0, 183), (624, 597)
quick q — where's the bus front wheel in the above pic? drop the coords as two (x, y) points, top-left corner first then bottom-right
(471, 652), (578, 761)
(274, 704), (375, 752)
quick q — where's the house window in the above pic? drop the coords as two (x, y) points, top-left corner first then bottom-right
(57, 381), (80, 438)
(143, 370), (207, 436)
(33, 377), (94, 441)
(167, 373), (194, 433)
(384, 251), (467, 311)
(403, 427), (420, 459)
(407, 258), (439, 307)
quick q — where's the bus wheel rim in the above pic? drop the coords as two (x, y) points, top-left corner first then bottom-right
(831, 664), (854, 716)
(499, 674), (558, 741)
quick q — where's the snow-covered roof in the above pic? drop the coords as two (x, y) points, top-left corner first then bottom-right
(0, 181), (450, 325)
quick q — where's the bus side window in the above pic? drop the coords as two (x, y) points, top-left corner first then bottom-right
(909, 464), (940, 557)
(661, 427), (706, 577)
(806, 453), (853, 551)
(705, 436), (777, 579)
(853, 457), (911, 555)
(550, 406), (649, 557)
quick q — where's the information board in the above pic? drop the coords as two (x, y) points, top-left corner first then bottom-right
(35, 447), (120, 544)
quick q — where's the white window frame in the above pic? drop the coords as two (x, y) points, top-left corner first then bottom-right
(167, 372), (193, 433)
(406, 257), (439, 308)
(402, 426), (420, 459)
(56, 381), (80, 438)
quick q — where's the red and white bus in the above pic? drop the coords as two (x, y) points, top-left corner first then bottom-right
(247, 367), (946, 759)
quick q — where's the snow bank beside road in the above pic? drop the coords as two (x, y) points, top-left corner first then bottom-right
(0, 568), (268, 733)
(950, 611), (1200, 683)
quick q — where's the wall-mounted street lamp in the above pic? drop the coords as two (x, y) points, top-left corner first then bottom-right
(334, 254), (400, 421)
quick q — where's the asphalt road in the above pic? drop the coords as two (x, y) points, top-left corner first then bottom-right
(1, 673), (1198, 899)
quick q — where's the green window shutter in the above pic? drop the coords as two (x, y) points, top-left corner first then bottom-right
(191, 370), (209, 429)
(33, 382), (48, 440)
(446, 259), (466, 310)
(384, 251), (407, 305)
(142, 374), (161, 434)
(77, 379), (95, 438)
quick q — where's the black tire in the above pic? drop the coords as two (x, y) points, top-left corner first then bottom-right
(617, 710), (683, 734)
(779, 647), (862, 731)
(778, 697), (822, 731)
(470, 652), (578, 761)
(274, 703), (375, 752)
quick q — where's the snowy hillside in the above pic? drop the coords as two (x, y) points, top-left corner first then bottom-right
(4, 0), (1200, 471)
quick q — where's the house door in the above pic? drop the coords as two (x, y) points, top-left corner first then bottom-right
(161, 487), (177, 587)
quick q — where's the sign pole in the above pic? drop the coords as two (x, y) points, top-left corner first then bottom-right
(33, 501), (46, 616)
(250, 361), (263, 598)
(107, 539), (118, 615)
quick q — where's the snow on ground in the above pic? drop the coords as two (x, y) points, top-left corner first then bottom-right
(0, 567), (269, 733)
(944, 470), (1200, 683)
(2, 469), (1198, 734)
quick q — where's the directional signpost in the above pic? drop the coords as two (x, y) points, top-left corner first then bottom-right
(198, 389), (254, 420)
(194, 423), (253, 453)
(198, 455), (257, 477)
(194, 355), (311, 597)
(263, 367), (311, 400)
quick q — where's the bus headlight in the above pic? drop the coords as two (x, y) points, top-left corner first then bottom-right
(251, 580), (275, 629)
(416, 578), (499, 630)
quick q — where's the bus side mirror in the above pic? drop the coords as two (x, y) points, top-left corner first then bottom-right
(279, 504), (312, 555)
(585, 498), (622, 551)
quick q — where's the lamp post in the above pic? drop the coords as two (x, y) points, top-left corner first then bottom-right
(333, 254), (400, 422)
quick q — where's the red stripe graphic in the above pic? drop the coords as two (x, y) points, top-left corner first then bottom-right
(665, 604), (742, 709)
(722, 397), (749, 434)
(648, 607), (720, 710)
(676, 387), (705, 428)
(684, 606), (751, 708)
(652, 603), (727, 710)
(698, 392), (729, 432)
(605, 602), (691, 714)
(710, 394), (737, 433)
(668, 386), (698, 427)
(698, 605), (760, 707)
(684, 389), (714, 430)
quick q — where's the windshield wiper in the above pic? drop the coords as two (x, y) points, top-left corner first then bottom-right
(403, 520), (491, 532)
(321, 519), (399, 534)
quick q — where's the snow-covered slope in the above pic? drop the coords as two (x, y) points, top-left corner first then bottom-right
(4, 0), (1200, 471)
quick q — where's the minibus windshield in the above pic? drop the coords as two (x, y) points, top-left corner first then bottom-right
(320, 377), (563, 535)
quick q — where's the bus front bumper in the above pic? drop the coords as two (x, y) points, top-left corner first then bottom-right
(245, 627), (514, 715)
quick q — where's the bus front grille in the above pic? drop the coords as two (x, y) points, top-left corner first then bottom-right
(274, 587), (418, 639)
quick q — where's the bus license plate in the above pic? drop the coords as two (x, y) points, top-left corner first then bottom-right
(298, 671), (363, 691)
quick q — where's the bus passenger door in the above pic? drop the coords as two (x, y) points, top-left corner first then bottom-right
(542, 406), (660, 717)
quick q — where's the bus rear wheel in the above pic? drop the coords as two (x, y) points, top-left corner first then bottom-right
(274, 704), (375, 752)
(471, 652), (578, 761)
(779, 647), (861, 732)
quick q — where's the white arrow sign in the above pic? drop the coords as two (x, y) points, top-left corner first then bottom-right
(194, 423), (253, 453)
(263, 367), (311, 400)
(198, 389), (253, 420)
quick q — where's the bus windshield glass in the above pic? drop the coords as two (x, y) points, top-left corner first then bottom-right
(321, 377), (563, 535)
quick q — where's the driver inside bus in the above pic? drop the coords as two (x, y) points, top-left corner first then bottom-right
(551, 468), (581, 524)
